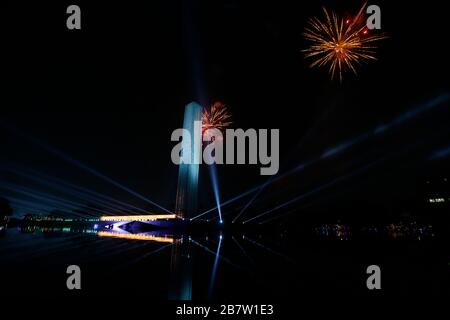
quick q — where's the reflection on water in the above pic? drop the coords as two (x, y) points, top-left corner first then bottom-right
(98, 231), (176, 243)
(169, 236), (193, 300)
(0, 221), (449, 297)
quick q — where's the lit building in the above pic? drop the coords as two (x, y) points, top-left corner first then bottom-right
(175, 102), (202, 219)
(425, 177), (449, 206)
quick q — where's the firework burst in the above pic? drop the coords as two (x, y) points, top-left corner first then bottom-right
(303, 2), (387, 82)
(202, 102), (232, 137)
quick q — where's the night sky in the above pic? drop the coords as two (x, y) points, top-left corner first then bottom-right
(1, 0), (449, 221)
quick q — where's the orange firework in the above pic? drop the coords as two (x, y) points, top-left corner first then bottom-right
(202, 102), (232, 136)
(303, 2), (387, 82)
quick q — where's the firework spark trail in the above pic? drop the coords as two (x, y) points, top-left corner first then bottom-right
(202, 102), (232, 135)
(303, 2), (387, 81)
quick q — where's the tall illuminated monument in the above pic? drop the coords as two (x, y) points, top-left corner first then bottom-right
(175, 102), (202, 220)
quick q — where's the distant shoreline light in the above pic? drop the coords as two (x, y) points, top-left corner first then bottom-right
(99, 214), (177, 222)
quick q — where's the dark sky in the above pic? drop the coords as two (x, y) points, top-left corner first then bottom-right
(1, 0), (449, 218)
